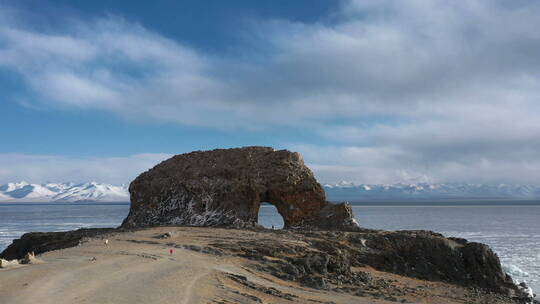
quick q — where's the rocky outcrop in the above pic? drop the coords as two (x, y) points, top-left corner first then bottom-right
(208, 229), (516, 293)
(210, 229), (530, 302)
(121, 147), (360, 231)
(0, 228), (116, 261)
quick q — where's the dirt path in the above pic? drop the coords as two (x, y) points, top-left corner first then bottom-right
(0, 230), (220, 304)
(182, 269), (212, 304)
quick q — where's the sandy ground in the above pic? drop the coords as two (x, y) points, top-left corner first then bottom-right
(0, 227), (513, 304)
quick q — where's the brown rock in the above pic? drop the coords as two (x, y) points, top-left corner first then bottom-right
(121, 146), (360, 231)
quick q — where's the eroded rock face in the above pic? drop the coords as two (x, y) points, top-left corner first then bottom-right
(121, 146), (360, 230)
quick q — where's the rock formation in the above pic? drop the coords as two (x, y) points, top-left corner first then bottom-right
(0, 228), (115, 261)
(211, 229), (527, 300)
(20, 251), (41, 264)
(121, 147), (360, 231)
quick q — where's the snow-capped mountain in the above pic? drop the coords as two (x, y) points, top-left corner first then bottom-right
(0, 181), (129, 202)
(323, 182), (540, 201)
(3, 180), (539, 203)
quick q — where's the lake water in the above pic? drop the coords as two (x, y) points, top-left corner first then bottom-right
(1, 202), (538, 298)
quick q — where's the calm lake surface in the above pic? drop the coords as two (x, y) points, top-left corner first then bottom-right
(1, 202), (538, 297)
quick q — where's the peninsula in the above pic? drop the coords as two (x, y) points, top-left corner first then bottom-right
(0, 147), (535, 303)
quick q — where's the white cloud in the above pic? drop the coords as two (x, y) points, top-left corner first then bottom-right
(0, 153), (171, 185)
(295, 144), (540, 185)
(1, 1), (540, 184)
(291, 144), (431, 184)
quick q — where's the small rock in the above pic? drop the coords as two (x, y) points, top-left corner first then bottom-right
(360, 238), (367, 246)
(282, 262), (300, 277)
(20, 252), (41, 265)
(300, 276), (327, 289)
(385, 296), (399, 302)
(354, 289), (368, 297)
(0, 258), (19, 268)
(515, 282), (535, 303)
(356, 271), (373, 284)
(158, 232), (175, 239)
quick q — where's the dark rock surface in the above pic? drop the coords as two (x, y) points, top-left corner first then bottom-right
(0, 228), (115, 260)
(225, 273), (298, 301)
(210, 228), (527, 301)
(121, 146), (360, 231)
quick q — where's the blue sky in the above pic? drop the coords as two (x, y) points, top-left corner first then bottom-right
(1, 0), (540, 185)
(0, 0), (337, 156)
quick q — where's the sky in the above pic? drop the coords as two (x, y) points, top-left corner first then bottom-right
(1, 0), (540, 185)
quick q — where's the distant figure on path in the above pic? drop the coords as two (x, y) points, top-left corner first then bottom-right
(169, 249), (174, 255)
(104, 239), (109, 246)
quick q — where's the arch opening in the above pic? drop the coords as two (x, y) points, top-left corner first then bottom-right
(257, 202), (284, 229)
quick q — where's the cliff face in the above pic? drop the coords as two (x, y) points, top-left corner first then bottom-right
(121, 147), (359, 231)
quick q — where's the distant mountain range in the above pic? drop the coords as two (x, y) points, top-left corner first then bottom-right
(2, 181), (540, 203)
(0, 181), (129, 202)
(324, 181), (540, 201)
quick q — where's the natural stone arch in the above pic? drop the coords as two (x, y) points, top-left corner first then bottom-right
(121, 146), (360, 231)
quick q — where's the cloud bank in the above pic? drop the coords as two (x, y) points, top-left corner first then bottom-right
(0, 154), (171, 185)
(1, 0), (540, 184)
